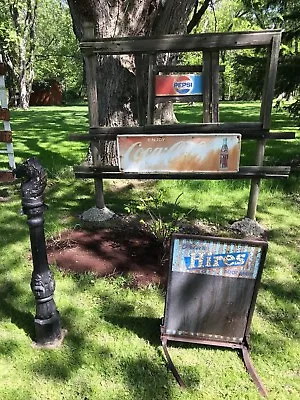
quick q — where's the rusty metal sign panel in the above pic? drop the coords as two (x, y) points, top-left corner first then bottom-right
(117, 134), (241, 173)
(161, 234), (269, 395)
(162, 234), (268, 344)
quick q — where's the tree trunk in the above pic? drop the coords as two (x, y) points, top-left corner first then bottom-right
(10, 0), (38, 109)
(67, 0), (200, 163)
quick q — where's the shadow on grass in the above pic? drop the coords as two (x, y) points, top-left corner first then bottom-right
(11, 106), (88, 173)
(0, 280), (35, 341)
(256, 280), (300, 339)
(30, 305), (175, 400)
(122, 356), (172, 399)
(104, 315), (162, 346)
(30, 306), (99, 381)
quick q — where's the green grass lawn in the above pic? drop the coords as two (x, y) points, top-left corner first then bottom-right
(0, 102), (299, 399)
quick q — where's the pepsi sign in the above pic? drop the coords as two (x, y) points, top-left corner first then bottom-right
(155, 74), (202, 96)
(173, 76), (193, 95)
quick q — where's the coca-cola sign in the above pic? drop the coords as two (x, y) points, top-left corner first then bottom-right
(117, 134), (241, 173)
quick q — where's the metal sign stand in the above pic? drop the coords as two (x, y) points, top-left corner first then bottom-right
(161, 234), (268, 397)
(161, 335), (267, 396)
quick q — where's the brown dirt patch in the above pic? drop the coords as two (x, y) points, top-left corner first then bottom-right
(46, 216), (261, 288)
(47, 228), (168, 288)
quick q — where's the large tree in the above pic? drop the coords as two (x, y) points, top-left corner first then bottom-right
(67, 0), (208, 129)
(66, 0), (211, 212)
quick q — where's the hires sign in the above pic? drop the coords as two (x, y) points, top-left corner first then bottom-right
(117, 134), (241, 173)
(184, 251), (249, 270)
(171, 236), (265, 280)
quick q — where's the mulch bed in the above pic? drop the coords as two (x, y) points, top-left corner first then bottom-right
(46, 216), (265, 288)
(47, 228), (168, 288)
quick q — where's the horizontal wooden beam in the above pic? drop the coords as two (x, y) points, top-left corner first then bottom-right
(76, 122), (263, 137)
(89, 122), (264, 134)
(0, 171), (15, 182)
(155, 95), (203, 103)
(73, 165), (291, 180)
(80, 30), (281, 55)
(0, 63), (6, 75)
(0, 130), (12, 143)
(155, 65), (225, 73)
(69, 125), (295, 141)
(0, 108), (10, 121)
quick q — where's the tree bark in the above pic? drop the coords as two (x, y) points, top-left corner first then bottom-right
(10, 0), (38, 109)
(68, 0), (198, 119)
(67, 0), (200, 163)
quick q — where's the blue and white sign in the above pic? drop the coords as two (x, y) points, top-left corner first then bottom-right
(171, 237), (263, 279)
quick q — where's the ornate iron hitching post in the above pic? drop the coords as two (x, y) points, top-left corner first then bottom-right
(15, 158), (65, 347)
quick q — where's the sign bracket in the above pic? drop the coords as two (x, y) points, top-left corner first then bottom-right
(161, 334), (268, 397)
(161, 336), (185, 388)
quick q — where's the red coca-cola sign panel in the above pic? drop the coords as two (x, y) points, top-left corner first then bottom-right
(117, 134), (241, 173)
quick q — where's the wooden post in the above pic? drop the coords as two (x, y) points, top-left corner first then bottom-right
(247, 139), (266, 220)
(134, 55), (146, 126)
(211, 51), (220, 123)
(260, 34), (281, 129)
(202, 51), (211, 123)
(82, 21), (105, 209)
(147, 54), (156, 125)
(248, 33), (281, 219)
(202, 50), (220, 123)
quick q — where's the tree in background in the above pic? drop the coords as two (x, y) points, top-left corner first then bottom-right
(0, 0), (82, 108)
(0, 0), (38, 109)
(34, 0), (83, 102)
(184, 0), (300, 105)
(239, 0), (300, 115)
(183, 0), (262, 100)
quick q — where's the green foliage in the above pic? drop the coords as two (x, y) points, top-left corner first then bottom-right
(286, 98), (300, 123)
(0, 0), (83, 104)
(125, 191), (189, 246)
(183, 0), (300, 102)
(34, 0), (83, 101)
(183, 0), (265, 100)
(0, 0), (38, 106)
(240, 0), (300, 98)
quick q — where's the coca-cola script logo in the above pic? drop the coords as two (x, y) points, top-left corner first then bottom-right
(121, 139), (205, 171)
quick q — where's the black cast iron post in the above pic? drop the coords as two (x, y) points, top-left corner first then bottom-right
(15, 158), (64, 347)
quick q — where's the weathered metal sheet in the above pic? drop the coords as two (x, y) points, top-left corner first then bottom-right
(162, 234), (267, 344)
(172, 236), (262, 279)
(117, 134), (241, 173)
(155, 74), (202, 96)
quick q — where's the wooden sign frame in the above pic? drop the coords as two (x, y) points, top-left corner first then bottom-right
(161, 234), (268, 396)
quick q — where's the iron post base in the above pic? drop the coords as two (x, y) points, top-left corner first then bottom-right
(34, 311), (64, 347)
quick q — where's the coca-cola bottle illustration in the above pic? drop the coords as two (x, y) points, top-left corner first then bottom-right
(219, 137), (229, 169)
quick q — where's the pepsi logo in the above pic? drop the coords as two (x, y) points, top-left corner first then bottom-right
(173, 75), (193, 95)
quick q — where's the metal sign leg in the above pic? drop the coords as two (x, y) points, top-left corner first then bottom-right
(161, 339), (185, 388)
(241, 346), (268, 397)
